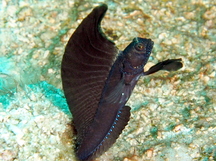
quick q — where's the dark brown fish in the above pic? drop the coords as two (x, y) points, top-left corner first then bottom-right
(61, 4), (182, 161)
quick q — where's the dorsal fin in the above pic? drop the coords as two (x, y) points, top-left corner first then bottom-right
(61, 4), (118, 144)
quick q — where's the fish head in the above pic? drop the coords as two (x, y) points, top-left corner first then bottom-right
(122, 37), (154, 75)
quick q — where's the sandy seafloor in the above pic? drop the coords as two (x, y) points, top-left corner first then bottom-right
(0, 0), (215, 160)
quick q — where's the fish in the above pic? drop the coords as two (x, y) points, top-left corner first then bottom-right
(61, 4), (183, 161)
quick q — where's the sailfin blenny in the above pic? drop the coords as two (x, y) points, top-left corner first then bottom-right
(61, 4), (183, 161)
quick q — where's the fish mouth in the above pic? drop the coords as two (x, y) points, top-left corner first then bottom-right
(132, 64), (143, 69)
(121, 61), (144, 75)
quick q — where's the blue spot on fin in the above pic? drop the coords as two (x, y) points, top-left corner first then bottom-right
(89, 105), (131, 160)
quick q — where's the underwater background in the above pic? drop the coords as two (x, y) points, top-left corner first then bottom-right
(0, 0), (215, 160)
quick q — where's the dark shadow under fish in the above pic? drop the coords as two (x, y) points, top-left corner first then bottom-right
(61, 4), (183, 161)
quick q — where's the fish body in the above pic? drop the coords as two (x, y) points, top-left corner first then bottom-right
(61, 4), (182, 161)
(76, 37), (153, 160)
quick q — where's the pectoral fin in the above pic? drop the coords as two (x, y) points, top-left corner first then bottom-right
(144, 58), (183, 75)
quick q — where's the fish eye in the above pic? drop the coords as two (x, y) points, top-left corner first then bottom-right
(135, 43), (144, 51)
